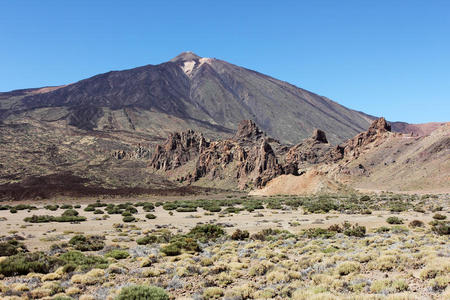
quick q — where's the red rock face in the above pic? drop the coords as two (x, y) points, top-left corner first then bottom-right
(339, 117), (391, 159)
(149, 118), (394, 190)
(150, 130), (209, 171)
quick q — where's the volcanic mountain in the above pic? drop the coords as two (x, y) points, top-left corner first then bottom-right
(1, 52), (447, 199)
(0, 51), (375, 145)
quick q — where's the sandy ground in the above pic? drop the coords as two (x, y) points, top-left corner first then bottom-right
(0, 200), (443, 251)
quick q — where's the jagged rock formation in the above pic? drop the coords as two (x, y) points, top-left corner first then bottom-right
(150, 120), (284, 189)
(150, 130), (209, 171)
(149, 117), (448, 193)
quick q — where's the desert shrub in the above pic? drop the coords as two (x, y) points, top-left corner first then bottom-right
(204, 205), (222, 212)
(413, 206), (426, 213)
(122, 211), (132, 217)
(375, 226), (391, 233)
(409, 220), (424, 228)
(74, 204), (81, 208)
(231, 229), (250, 240)
(93, 209), (104, 214)
(0, 252), (62, 276)
(60, 204), (73, 209)
(343, 223), (366, 237)
(431, 222), (449, 235)
(162, 202), (178, 210)
(328, 224), (343, 233)
(223, 206), (241, 214)
(176, 206), (197, 212)
(62, 209), (79, 217)
(360, 195), (371, 201)
(188, 224), (225, 242)
(14, 204), (37, 210)
(116, 285), (169, 300)
(336, 262), (360, 276)
(123, 216), (136, 222)
(69, 235), (105, 251)
(9, 208), (17, 213)
(136, 235), (158, 245)
(386, 216), (403, 224)
(24, 214), (87, 223)
(145, 213), (157, 219)
(0, 240), (27, 256)
(389, 202), (409, 212)
(160, 243), (181, 256)
(203, 287), (224, 299)
(303, 228), (335, 239)
(433, 213), (447, 220)
(303, 198), (338, 213)
(142, 203), (155, 212)
(84, 205), (95, 212)
(45, 204), (59, 211)
(60, 250), (108, 271)
(105, 249), (130, 260)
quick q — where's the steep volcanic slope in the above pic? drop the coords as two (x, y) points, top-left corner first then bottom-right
(0, 52), (374, 144)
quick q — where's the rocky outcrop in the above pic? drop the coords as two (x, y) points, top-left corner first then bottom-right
(112, 144), (151, 160)
(149, 117), (396, 190)
(284, 129), (332, 175)
(339, 117), (392, 159)
(150, 120), (284, 189)
(232, 120), (264, 142)
(150, 130), (209, 171)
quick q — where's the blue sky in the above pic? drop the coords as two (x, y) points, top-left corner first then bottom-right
(0, 0), (449, 123)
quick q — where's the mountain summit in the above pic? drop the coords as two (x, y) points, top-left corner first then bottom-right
(170, 51), (202, 62)
(0, 52), (374, 144)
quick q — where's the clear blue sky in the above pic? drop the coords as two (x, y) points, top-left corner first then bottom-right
(1, 0), (449, 123)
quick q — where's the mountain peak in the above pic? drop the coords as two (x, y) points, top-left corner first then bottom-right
(170, 51), (201, 63)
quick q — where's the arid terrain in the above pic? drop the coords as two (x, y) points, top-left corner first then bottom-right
(0, 53), (449, 300)
(0, 192), (449, 299)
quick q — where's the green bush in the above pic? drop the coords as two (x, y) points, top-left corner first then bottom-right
(60, 204), (73, 209)
(187, 224), (225, 242)
(44, 204), (59, 211)
(136, 235), (158, 245)
(360, 195), (371, 201)
(0, 252), (62, 276)
(433, 213), (447, 220)
(24, 214), (87, 223)
(94, 209), (104, 214)
(0, 240), (28, 256)
(375, 226), (390, 233)
(116, 285), (169, 300)
(343, 223), (366, 237)
(60, 250), (109, 271)
(122, 211), (132, 217)
(105, 249), (130, 260)
(84, 205), (95, 212)
(145, 213), (156, 219)
(143, 203), (155, 212)
(123, 216), (136, 222)
(303, 228), (335, 239)
(386, 216), (403, 224)
(160, 243), (181, 256)
(386, 217), (403, 224)
(69, 235), (105, 251)
(62, 209), (79, 217)
(303, 198), (337, 213)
